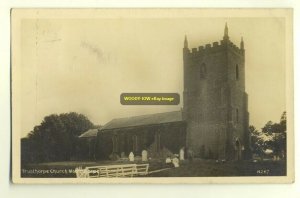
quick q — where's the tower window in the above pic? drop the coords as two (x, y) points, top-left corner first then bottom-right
(200, 63), (207, 79)
(236, 64), (239, 80)
(236, 108), (239, 123)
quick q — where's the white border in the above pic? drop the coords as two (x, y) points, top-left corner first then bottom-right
(0, 0), (299, 198)
(11, 8), (294, 185)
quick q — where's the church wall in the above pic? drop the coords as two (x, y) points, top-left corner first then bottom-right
(94, 122), (186, 160)
(160, 122), (186, 154)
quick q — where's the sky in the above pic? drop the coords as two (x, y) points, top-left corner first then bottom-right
(16, 12), (287, 137)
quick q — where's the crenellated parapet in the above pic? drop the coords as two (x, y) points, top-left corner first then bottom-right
(184, 39), (244, 58)
(183, 23), (245, 58)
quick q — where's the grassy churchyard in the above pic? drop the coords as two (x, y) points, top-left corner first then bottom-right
(21, 158), (286, 178)
(148, 159), (286, 177)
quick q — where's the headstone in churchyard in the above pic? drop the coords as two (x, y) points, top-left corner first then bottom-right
(172, 157), (179, 168)
(179, 147), (185, 160)
(165, 157), (172, 164)
(129, 152), (134, 162)
(142, 150), (148, 161)
(121, 152), (126, 158)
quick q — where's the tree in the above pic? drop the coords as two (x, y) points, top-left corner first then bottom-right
(279, 111), (287, 134)
(250, 111), (287, 159)
(21, 112), (94, 163)
(262, 121), (283, 135)
(263, 111), (286, 158)
(249, 125), (264, 156)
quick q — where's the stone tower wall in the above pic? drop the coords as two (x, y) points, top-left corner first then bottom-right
(183, 29), (250, 160)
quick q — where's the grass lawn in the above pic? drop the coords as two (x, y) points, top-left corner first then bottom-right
(148, 159), (286, 177)
(21, 158), (286, 178)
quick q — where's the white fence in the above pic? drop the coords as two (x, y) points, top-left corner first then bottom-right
(75, 163), (149, 178)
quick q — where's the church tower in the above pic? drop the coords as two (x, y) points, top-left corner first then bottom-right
(183, 24), (250, 160)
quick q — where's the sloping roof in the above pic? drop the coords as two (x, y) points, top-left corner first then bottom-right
(79, 128), (99, 138)
(101, 110), (183, 131)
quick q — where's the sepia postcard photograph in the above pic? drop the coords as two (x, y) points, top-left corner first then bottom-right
(11, 9), (294, 184)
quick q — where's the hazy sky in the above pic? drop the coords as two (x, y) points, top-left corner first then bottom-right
(17, 14), (287, 137)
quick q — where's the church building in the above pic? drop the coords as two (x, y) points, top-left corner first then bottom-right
(81, 24), (251, 161)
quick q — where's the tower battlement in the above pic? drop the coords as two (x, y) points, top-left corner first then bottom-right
(185, 40), (244, 57)
(183, 23), (245, 58)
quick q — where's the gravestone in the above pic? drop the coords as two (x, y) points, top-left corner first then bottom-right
(129, 152), (134, 162)
(179, 148), (185, 160)
(172, 157), (179, 168)
(142, 150), (148, 161)
(121, 152), (126, 158)
(165, 157), (172, 164)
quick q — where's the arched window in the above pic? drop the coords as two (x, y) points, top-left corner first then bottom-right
(236, 64), (239, 80)
(200, 63), (207, 79)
